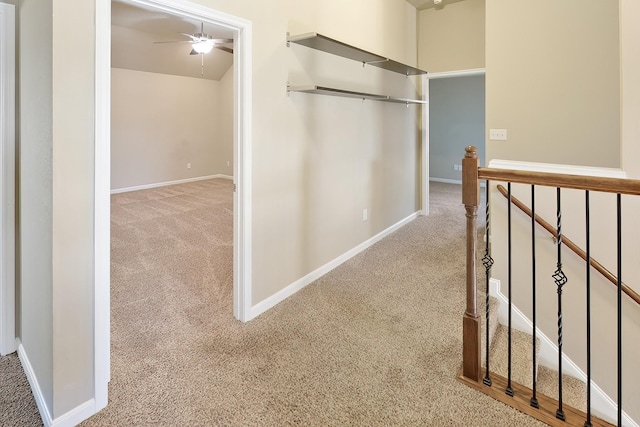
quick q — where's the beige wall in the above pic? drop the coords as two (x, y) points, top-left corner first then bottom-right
(485, 0), (640, 421)
(485, 0), (620, 168)
(202, 0), (421, 304)
(18, 0), (421, 421)
(111, 68), (230, 190)
(51, 0), (96, 418)
(418, 0), (485, 73)
(619, 0), (640, 419)
(18, 0), (54, 416)
(621, 0), (640, 177)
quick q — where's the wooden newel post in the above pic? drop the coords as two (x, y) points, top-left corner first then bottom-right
(462, 145), (481, 382)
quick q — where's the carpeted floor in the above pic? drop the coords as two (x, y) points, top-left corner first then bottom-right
(0, 353), (42, 427)
(2, 179), (546, 426)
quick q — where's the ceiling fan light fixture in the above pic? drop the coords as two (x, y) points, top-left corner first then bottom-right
(193, 41), (213, 54)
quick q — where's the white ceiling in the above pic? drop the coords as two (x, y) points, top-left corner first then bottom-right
(111, 1), (233, 81)
(405, 0), (468, 10)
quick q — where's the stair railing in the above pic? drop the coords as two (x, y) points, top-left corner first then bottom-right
(460, 145), (640, 427)
(495, 184), (640, 306)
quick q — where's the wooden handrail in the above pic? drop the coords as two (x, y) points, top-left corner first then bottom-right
(479, 168), (640, 196)
(496, 184), (640, 306)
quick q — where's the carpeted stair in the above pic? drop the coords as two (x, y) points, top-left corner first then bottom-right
(482, 296), (588, 415)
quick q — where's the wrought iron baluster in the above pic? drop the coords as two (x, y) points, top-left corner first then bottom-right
(506, 182), (514, 397)
(553, 187), (567, 421)
(617, 194), (622, 427)
(483, 181), (494, 387)
(585, 191), (592, 427)
(530, 185), (539, 409)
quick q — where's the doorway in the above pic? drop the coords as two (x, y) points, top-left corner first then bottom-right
(94, 0), (252, 411)
(428, 72), (486, 187)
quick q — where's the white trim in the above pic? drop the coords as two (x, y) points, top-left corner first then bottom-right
(116, 0), (252, 323)
(19, 342), (98, 427)
(490, 279), (638, 427)
(50, 399), (96, 427)
(426, 68), (485, 80)
(430, 177), (462, 185)
(421, 75), (429, 216)
(94, 0), (111, 411)
(95, 1), (252, 423)
(0, 2), (17, 356)
(232, 12), (253, 322)
(248, 212), (420, 320)
(18, 343), (52, 426)
(429, 177), (486, 188)
(488, 159), (627, 179)
(110, 174), (233, 194)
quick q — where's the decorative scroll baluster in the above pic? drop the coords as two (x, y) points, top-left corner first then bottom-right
(553, 187), (567, 421)
(483, 182), (494, 387)
(617, 194), (622, 427)
(530, 185), (539, 409)
(585, 191), (592, 427)
(506, 182), (514, 397)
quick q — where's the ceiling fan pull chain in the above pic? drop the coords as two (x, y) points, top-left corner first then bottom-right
(201, 53), (204, 77)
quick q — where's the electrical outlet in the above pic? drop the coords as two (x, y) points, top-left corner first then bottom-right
(362, 209), (368, 222)
(187, 163), (192, 169)
(227, 160), (230, 167)
(489, 129), (507, 141)
(453, 164), (457, 171)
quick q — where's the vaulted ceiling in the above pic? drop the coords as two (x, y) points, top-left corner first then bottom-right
(112, 0), (469, 80)
(111, 1), (234, 81)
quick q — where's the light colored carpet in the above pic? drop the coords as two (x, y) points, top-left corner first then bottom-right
(0, 352), (42, 426)
(80, 179), (545, 426)
(1, 179), (547, 426)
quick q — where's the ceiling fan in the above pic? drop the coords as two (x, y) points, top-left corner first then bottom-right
(154, 22), (233, 55)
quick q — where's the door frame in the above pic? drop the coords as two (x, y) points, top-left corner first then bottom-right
(0, 1), (16, 357)
(95, 0), (252, 411)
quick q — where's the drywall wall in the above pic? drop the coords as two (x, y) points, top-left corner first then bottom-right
(490, 179), (640, 424)
(111, 68), (229, 190)
(485, 0), (620, 168)
(184, 0), (421, 304)
(27, 0), (420, 421)
(51, 0), (96, 417)
(484, 1), (639, 421)
(618, 1), (640, 421)
(417, 0), (485, 73)
(429, 75), (485, 181)
(18, 0), (54, 417)
(621, 0), (640, 178)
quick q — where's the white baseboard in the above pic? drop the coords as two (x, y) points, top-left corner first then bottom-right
(489, 278), (638, 427)
(249, 211), (420, 319)
(429, 177), (461, 185)
(429, 177), (485, 188)
(426, 68), (485, 79)
(18, 343), (101, 426)
(110, 174), (233, 194)
(18, 343), (52, 426)
(488, 159), (626, 179)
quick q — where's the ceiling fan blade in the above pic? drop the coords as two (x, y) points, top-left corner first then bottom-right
(178, 32), (199, 41)
(215, 46), (234, 54)
(153, 40), (194, 44)
(189, 49), (199, 55)
(211, 38), (233, 44)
